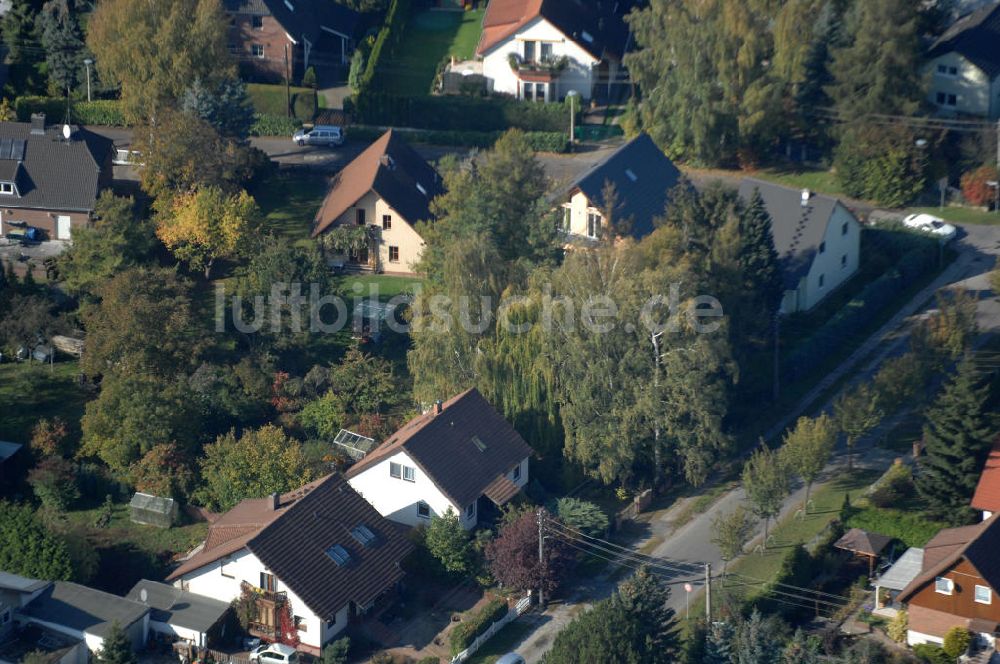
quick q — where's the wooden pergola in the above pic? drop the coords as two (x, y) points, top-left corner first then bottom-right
(835, 527), (893, 576)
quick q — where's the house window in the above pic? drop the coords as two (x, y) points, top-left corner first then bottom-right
(561, 207), (571, 232)
(326, 615), (337, 629)
(818, 241), (825, 254)
(466, 501), (476, 519)
(0, 182), (14, 195)
(540, 42), (552, 61)
(251, 44), (264, 58)
(976, 585), (992, 604)
(388, 246), (399, 263)
(220, 556), (234, 578)
(417, 501), (430, 519)
(382, 214), (392, 230)
(936, 64), (958, 77)
(251, 15), (264, 29)
(390, 462), (401, 479)
(260, 572), (276, 592)
(841, 254), (848, 269)
(402, 465), (415, 482)
(295, 615), (308, 631)
(936, 91), (957, 107)
(818, 274), (825, 288)
(935, 576), (954, 595)
(523, 40), (536, 63)
(841, 222), (849, 236)
(587, 212), (601, 238)
(512, 463), (521, 481)
(356, 208), (366, 226)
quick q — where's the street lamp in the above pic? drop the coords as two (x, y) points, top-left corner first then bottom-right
(987, 180), (999, 215)
(83, 58), (93, 103)
(566, 90), (579, 149)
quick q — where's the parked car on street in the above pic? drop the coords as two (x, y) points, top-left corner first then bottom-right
(293, 125), (345, 147)
(249, 643), (300, 663)
(902, 213), (957, 243)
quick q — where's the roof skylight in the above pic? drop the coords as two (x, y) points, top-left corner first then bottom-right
(325, 544), (351, 566)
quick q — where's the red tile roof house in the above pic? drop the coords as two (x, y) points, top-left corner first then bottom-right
(972, 440), (1000, 520)
(897, 513), (1000, 653)
(346, 388), (533, 529)
(165, 475), (412, 656)
(475, 0), (629, 103)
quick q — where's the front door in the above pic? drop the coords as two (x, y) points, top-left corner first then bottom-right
(56, 215), (71, 240)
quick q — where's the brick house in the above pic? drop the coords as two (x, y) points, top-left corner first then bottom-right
(898, 513), (1000, 652)
(0, 114), (113, 242)
(225, 0), (359, 82)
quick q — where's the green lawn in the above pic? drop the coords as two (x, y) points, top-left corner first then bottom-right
(466, 620), (534, 664)
(379, 9), (485, 96)
(753, 167), (847, 199)
(907, 205), (1000, 226)
(247, 83), (315, 118)
(253, 171), (330, 248)
(335, 274), (422, 301)
(845, 504), (946, 549)
(0, 361), (90, 445)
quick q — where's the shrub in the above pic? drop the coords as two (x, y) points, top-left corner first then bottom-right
(835, 123), (926, 206)
(320, 637), (350, 664)
(886, 609), (907, 643)
(845, 506), (946, 548)
(873, 352), (929, 413)
(250, 113), (302, 137)
(292, 91), (317, 122)
(913, 643), (954, 664)
(523, 131), (568, 153)
(554, 498), (609, 536)
(28, 457), (80, 510)
(868, 462), (915, 508)
(942, 627), (971, 659)
(301, 66), (317, 89)
(449, 598), (508, 656)
(960, 165), (1000, 207)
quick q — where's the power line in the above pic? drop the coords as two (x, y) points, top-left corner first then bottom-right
(542, 517), (705, 573)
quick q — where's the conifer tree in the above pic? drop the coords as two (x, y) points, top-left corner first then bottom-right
(915, 355), (997, 524)
(737, 188), (784, 340)
(704, 619), (735, 664)
(94, 622), (137, 664)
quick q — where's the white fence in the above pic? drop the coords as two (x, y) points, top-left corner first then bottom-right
(451, 593), (533, 663)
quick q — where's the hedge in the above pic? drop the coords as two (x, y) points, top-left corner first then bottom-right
(449, 598), (508, 656)
(250, 113), (302, 137)
(346, 125), (568, 152)
(349, 92), (571, 133)
(355, 0), (411, 95)
(15, 97), (126, 126)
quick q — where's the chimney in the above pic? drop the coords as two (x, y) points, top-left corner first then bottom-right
(30, 114), (46, 136)
(434, 400), (443, 415)
(269, 492), (279, 511)
(800, 189), (810, 207)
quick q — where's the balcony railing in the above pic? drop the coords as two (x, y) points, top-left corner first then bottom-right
(240, 580), (288, 604)
(248, 621), (280, 640)
(507, 53), (569, 77)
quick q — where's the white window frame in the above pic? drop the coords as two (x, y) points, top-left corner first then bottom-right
(512, 463), (521, 481)
(587, 211), (601, 239)
(0, 182), (14, 195)
(976, 585), (992, 604)
(388, 245), (400, 263)
(417, 501), (430, 519)
(466, 501), (476, 519)
(389, 462), (401, 479)
(935, 576), (954, 595)
(402, 465), (415, 482)
(251, 44), (265, 58)
(560, 206), (571, 232)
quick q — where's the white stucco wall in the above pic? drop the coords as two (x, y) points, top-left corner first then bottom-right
(795, 203), (861, 312)
(175, 549), (345, 649)
(322, 190), (427, 274)
(149, 621), (205, 647)
(22, 614), (148, 656)
(559, 192), (605, 239)
(481, 17), (600, 101)
(925, 52), (1000, 119)
(348, 452), (530, 529)
(907, 629), (945, 647)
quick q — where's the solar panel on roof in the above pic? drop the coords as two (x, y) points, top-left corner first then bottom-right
(0, 139), (11, 160)
(11, 140), (25, 161)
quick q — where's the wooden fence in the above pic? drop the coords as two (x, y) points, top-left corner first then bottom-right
(451, 593), (532, 663)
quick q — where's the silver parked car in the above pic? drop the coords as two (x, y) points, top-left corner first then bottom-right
(293, 125), (345, 147)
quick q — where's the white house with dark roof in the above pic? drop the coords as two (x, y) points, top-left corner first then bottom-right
(925, 1), (1000, 119)
(555, 133), (683, 242)
(125, 580), (231, 648)
(346, 388), (532, 529)
(737, 179), (861, 313)
(476, 0), (629, 102)
(166, 475), (411, 656)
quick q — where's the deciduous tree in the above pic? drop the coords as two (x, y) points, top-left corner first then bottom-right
(915, 355), (997, 524)
(29, 416), (70, 459)
(129, 443), (195, 500)
(196, 425), (314, 511)
(742, 443), (789, 546)
(711, 506), (755, 572)
(425, 508), (472, 575)
(0, 293), (60, 354)
(485, 509), (571, 596)
(833, 384), (884, 471)
(780, 414), (836, 511)
(157, 186), (260, 279)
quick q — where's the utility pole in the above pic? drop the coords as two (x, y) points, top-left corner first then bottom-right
(705, 563), (712, 620)
(83, 58), (93, 102)
(537, 509), (546, 609)
(284, 44), (292, 119)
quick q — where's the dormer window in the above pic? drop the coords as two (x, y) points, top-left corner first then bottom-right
(0, 182), (15, 195)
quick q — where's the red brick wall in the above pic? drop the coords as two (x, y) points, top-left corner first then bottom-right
(229, 14), (299, 81)
(0, 208), (90, 241)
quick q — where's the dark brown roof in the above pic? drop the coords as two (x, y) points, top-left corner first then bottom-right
(477, 0), (628, 60)
(312, 130), (443, 237)
(246, 475), (412, 620)
(834, 528), (892, 556)
(898, 513), (1000, 603)
(972, 438), (1000, 513)
(346, 388), (533, 509)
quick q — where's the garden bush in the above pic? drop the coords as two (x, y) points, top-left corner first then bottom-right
(845, 505), (945, 548)
(350, 92), (570, 132)
(960, 165), (999, 207)
(346, 125), (569, 152)
(835, 123), (926, 207)
(943, 627), (971, 659)
(868, 462), (914, 508)
(250, 114), (302, 137)
(292, 91), (317, 122)
(913, 643), (954, 664)
(886, 609), (907, 643)
(449, 597), (508, 656)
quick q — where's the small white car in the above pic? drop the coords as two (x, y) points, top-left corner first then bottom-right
(293, 125), (345, 147)
(902, 213), (957, 243)
(249, 643), (300, 663)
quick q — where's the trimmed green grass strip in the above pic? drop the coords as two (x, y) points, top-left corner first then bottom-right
(253, 171), (330, 248)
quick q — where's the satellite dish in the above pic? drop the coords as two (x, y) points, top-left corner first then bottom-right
(62, 124), (71, 140)
(140, 588), (148, 603)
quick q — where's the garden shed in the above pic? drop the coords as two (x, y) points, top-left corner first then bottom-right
(129, 492), (179, 528)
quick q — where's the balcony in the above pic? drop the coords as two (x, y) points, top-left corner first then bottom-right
(507, 53), (569, 82)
